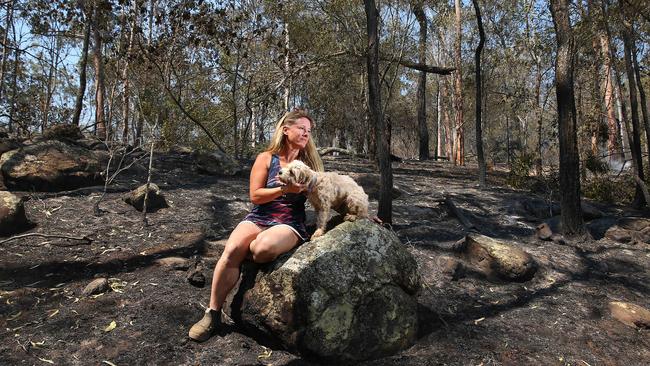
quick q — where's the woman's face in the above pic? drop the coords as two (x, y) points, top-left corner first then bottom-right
(283, 117), (312, 149)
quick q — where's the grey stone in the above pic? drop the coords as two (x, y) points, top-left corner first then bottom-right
(82, 278), (109, 296)
(154, 256), (191, 270)
(0, 140), (103, 191)
(456, 233), (537, 282)
(193, 150), (241, 176)
(0, 191), (28, 235)
(227, 219), (420, 363)
(609, 301), (650, 329)
(123, 183), (168, 212)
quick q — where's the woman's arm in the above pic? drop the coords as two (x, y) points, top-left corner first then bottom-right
(249, 153), (304, 205)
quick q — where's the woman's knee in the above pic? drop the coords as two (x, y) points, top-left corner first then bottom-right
(220, 239), (250, 266)
(249, 237), (279, 263)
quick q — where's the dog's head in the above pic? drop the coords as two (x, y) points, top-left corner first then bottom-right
(278, 160), (313, 185)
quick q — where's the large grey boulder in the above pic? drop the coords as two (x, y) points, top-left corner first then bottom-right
(0, 191), (29, 235)
(193, 150), (240, 176)
(227, 219), (420, 363)
(0, 140), (103, 191)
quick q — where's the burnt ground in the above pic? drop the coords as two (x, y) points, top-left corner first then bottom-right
(0, 152), (649, 366)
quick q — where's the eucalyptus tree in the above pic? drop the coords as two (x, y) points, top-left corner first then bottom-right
(550, 0), (584, 234)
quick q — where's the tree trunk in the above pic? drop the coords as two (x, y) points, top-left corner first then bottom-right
(0, 0), (14, 102)
(436, 81), (442, 159)
(453, 0), (464, 165)
(121, 1), (138, 143)
(92, 5), (107, 140)
(365, 0), (392, 224)
(550, 0), (584, 234)
(472, 0), (486, 188)
(8, 46), (18, 134)
(631, 32), (650, 177)
(414, 2), (428, 161)
(441, 78), (453, 160)
(621, 6), (645, 208)
(599, 32), (621, 161)
(72, 7), (91, 127)
(283, 19), (291, 111)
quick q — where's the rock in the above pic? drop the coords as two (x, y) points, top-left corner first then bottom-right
(0, 191), (29, 235)
(609, 301), (650, 329)
(536, 223), (553, 241)
(604, 226), (632, 243)
(617, 217), (650, 232)
(227, 219), (420, 363)
(123, 183), (168, 212)
(351, 173), (401, 200)
(586, 217), (620, 240)
(0, 138), (21, 156)
(522, 198), (559, 219)
(42, 124), (83, 142)
(154, 256), (191, 270)
(193, 150), (241, 176)
(187, 268), (206, 287)
(82, 278), (109, 296)
(456, 233), (537, 282)
(0, 140), (103, 191)
(74, 138), (108, 151)
(581, 202), (604, 221)
(168, 145), (193, 154)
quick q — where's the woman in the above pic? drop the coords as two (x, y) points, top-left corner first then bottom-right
(189, 109), (324, 342)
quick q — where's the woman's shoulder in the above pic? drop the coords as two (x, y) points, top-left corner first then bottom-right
(253, 151), (274, 169)
(256, 151), (274, 161)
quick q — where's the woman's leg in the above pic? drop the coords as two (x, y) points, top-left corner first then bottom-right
(249, 225), (300, 263)
(208, 222), (262, 310)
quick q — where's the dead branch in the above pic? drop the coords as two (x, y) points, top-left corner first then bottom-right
(0, 233), (92, 245)
(142, 134), (155, 226)
(444, 195), (476, 231)
(387, 57), (455, 75)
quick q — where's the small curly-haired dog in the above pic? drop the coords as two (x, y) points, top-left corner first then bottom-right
(278, 160), (369, 239)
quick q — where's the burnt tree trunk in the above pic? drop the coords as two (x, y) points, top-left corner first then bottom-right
(550, 0), (584, 234)
(92, 5), (107, 140)
(414, 2), (429, 161)
(621, 7), (645, 208)
(365, 0), (392, 224)
(453, 0), (464, 165)
(473, 0), (486, 188)
(72, 4), (91, 127)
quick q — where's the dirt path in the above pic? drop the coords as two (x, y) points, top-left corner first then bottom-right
(1, 153), (648, 365)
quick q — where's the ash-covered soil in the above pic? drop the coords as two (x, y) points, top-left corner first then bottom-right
(0, 152), (648, 366)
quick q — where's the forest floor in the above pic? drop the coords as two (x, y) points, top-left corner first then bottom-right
(0, 152), (649, 366)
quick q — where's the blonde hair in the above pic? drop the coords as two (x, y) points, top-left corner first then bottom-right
(266, 109), (324, 172)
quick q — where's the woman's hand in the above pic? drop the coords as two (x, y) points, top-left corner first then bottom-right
(279, 181), (305, 195)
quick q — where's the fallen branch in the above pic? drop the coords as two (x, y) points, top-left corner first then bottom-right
(444, 196), (476, 231)
(318, 147), (356, 156)
(0, 233), (92, 245)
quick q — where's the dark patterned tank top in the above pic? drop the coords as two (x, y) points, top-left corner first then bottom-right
(243, 154), (307, 239)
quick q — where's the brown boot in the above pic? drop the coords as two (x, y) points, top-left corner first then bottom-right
(188, 308), (221, 342)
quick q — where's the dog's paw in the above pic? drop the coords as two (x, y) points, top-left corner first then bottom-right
(311, 229), (325, 239)
(344, 214), (358, 222)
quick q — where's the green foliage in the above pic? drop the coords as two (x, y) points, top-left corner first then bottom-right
(506, 152), (536, 189)
(583, 174), (634, 204)
(584, 153), (609, 175)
